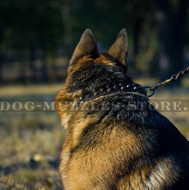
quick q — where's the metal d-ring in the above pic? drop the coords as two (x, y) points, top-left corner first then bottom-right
(143, 86), (155, 97)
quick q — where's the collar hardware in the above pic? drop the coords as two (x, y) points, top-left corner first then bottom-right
(77, 81), (147, 104)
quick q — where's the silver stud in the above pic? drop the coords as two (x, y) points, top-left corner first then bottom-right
(100, 88), (103, 92)
(79, 97), (83, 100)
(94, 92), (97, 96)
(107, 88), (111, 92)
(121, 86), (124, 90)
(133, 86), (137, 90)
(119, 83), (123, 86)
(127, 85), (130, 88)
(113, 86), (116, 89)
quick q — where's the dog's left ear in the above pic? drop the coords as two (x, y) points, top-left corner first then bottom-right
(70, 29), (99, 65)
(108, 28), (128, 66)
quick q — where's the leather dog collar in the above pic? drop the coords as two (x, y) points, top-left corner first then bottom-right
(77, 81), (147, 104)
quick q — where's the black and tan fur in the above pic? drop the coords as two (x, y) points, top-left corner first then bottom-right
(56, 29), (189, 190)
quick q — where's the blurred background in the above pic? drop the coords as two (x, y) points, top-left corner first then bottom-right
(0, 0), (189, 189)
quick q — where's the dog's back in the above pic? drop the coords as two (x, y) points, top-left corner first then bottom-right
(56, 29), (189, 190)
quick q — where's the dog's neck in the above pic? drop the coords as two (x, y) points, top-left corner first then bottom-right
(76, 80), (147, 104)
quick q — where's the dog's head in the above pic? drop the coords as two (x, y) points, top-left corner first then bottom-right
(68, 28), (128, 74)
(56, 29), (146, 128)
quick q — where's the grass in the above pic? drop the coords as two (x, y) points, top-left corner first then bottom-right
(0, 80), (188, 189)
(0, 84), (63, 96)
(0, 83), (65, 189)
(0, 112), (65, 189)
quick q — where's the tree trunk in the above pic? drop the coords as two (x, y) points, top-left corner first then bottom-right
(132, 3), (144, 71)
(19, 52), (26, 84)
(172, 0), (189, 73)
(156, 0), (188, 86)
(41, 50), (49, 83)
(0, 30), (3, 84)
(0, 53), (3, 84)
(27, 48), (36, 83)
(156, 0), (173, 79)
(133, 17), (143, 70)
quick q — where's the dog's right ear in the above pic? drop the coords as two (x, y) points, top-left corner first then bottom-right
(70, 29), (99, 65)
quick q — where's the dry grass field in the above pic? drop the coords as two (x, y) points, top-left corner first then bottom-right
(0, 78), (188, 189)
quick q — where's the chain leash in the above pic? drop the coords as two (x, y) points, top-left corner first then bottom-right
(143, 67), (189, 97)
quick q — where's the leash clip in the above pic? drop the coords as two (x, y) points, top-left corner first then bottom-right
(143, 86), (155, 97)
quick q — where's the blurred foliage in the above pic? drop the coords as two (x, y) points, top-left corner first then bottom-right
(0, 0), (188, 83)
(0, 0), (64, 53)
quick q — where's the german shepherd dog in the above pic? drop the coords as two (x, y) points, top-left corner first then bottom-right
(56, 29), (189, 190)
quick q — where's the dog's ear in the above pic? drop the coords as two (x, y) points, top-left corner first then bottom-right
(108, 28), (128, 66)
(70, 29), (99, 65)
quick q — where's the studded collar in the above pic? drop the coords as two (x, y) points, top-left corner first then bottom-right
(77, 81), (147, 104)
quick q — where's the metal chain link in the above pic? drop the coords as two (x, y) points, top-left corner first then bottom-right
(144, 67), (189, 97)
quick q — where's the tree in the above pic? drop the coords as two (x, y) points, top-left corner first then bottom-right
(0, 0), (64, 83)
(156, 0), (189, 83)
